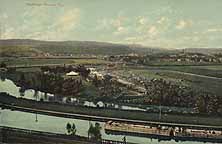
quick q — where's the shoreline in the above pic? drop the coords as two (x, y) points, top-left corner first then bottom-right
(0, 93), (222, 130)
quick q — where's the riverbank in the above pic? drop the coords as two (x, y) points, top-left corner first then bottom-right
(0, 92), (222, 129)
(0, 126), (93, 144)
(0, 126), (130, 144)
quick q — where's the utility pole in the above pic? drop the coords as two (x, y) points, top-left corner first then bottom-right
(159, 104), (162, 120)
(35, 92), (38, 122)
(35, 112), (38, 122)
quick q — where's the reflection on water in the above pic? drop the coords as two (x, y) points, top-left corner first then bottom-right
(0, 78), (213, 143)
(0, 78), (53, 101)
(0, 78), (194, 113)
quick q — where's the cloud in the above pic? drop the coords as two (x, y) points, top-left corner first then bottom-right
(111, 17), (121, 27)
(207, 28), (222, 32)
(157, 17), (167, 24)
(192, 36), (200, 42)
(138, 17), (147, 25)
(18, 7), (81, 40)
(0, 13), (15, 39)
(95, 18), (111, 30)
(148, 26), (158, 37)
(176, 20), (192, 30)
(0, 13), (8, 19)
(113, 26), (129, 35)
(1, 26), (18, 39)
(176, 20), (186, 29)
(56, 8), (80, 32)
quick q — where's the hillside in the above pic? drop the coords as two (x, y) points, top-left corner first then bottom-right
(184, 48), (222, 54)
(0, 39), (135, 56)
(0, 39), (222, 57)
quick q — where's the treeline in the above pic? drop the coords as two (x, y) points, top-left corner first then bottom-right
(138, 79), (222, 115)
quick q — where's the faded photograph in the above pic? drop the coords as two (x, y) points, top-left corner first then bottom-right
(0, 0), (222, 144)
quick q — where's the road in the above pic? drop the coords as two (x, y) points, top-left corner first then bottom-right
(129, 65), (222, 80)
(166, 70), (222, 80)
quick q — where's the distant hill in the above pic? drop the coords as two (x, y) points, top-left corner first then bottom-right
(184, 48), (222, 54)
(0, 39), (222, 57)
(0, 39), (135, 56)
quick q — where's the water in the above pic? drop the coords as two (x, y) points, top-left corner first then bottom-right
(0, 78), (217, 144)
(0, 78), (53, 101)
(0, 78), (194, 113)
(0, 109), (212, 144)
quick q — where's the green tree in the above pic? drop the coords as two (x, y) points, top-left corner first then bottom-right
(0, 62), (7, 68)
(94, 122), (102, 140)
(66, 122), (77, 135)
(88, 123), (94, 138)
(66, 122), (72, 134)
(88, 123), (102, 141)
(19, 87), (26, 97)
(71, 123), (77, 135)
(19, 73), (27, 88)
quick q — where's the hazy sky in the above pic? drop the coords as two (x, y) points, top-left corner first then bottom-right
(0, 0), (222, 48)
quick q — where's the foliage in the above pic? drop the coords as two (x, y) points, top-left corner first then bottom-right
(144, 78), (195, 107)
(19, 87), (26, 97)
(75, 65), (90, 78)
(66, 122), (77, 135)
(88, 123), (102, 140)
(0, 62), (7, 68)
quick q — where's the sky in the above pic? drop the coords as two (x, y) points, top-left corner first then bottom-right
(0, 0), (222, 49)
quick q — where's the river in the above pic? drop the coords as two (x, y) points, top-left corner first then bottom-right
(0, 109), (211, 144)
(0, 78), (194, 113)
(0, 78), (216, 144)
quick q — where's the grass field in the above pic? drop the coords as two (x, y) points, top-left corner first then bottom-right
(158, 65), (222, 78)
(117, 66), (222, 96)
(194, 65), (222, 70)
(0, 58), (110, 67)
(73, 59), (109, 65)
(2, 57), (222, 96)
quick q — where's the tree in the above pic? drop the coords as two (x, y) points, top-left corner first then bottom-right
(19, 73), (26, 88)
(76, 65), (90, 78)
(88, 123), (94, 138)
(94, 122), (102, 140)
(71, 123), (77, 135)
(92, 75), (99, 87)
(66, 122), (72, 134)
(19, 87), (26, 97)
(0, 62), (7, 68)
(0, 73), (6, 81)
(66, 122), (77, 135)
(88, 123), (102, 141)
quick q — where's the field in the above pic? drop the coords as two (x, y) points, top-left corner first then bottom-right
(117, 66), (222, 96)
(1, 56), (222, 136)
(0, 58), (110, 67)
(158, 65), (222, 78)
(2, 56), (222, 96)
